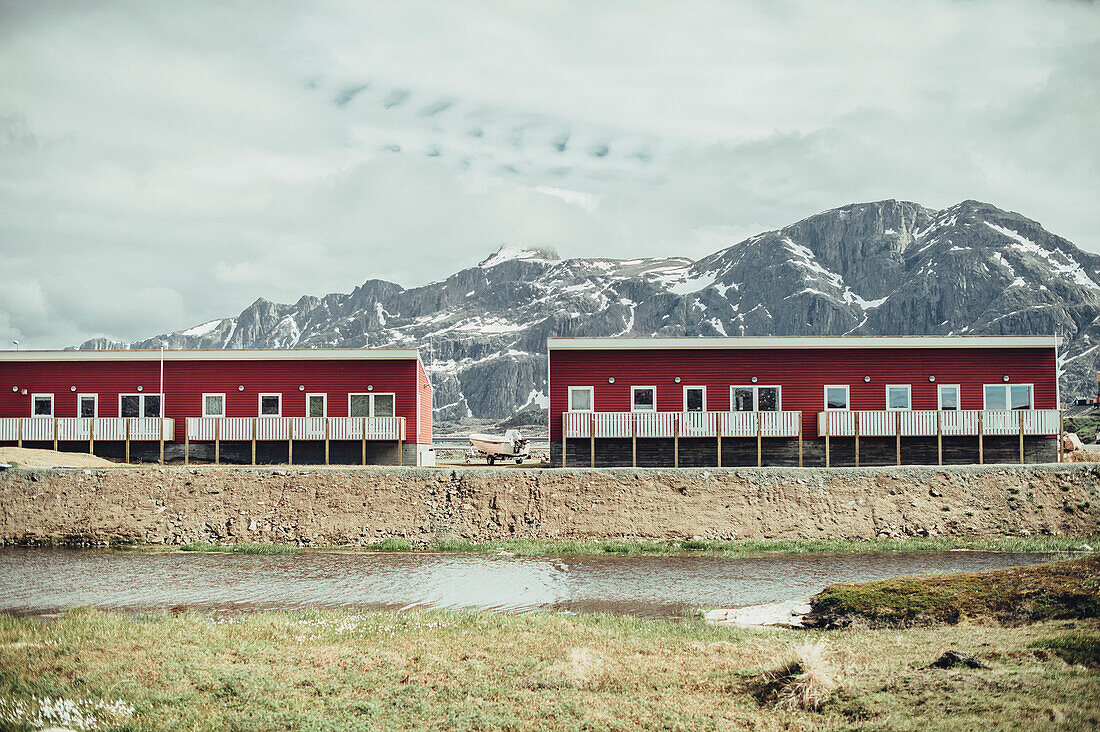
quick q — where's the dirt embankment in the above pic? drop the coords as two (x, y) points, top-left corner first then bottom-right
(0, 464), (1097, 546)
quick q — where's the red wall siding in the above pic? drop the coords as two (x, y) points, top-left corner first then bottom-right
(417, 359), (433, 445)
(549, 347), (1058, 440)
(0, 358), (428, 444)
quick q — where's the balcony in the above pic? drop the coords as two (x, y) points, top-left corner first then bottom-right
(817, 409), (1061, 438)
(0, 417), (173, 443)
(185, 416), (406, 442)
(562, 410), (803, 439)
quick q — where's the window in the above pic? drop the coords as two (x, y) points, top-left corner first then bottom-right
(349, 393), (396, 417)
(683, 386), (706, 412)
(984, 384), (1032, 410)
(119, 393), (162, 418)
(938, 385), (960, 411)
(824, 385), (850, 411)
(731, 385), (781, 411)
(886, 385), (911, 410)
(31, 394), (53, 417)
(568, 386), (593, 411)
(259, 393), (282, 417)
(631, 386), (656, 412)
(78, 394), (98, 418)
(307, 393), (327, 418)
(202, 393), (225, 418)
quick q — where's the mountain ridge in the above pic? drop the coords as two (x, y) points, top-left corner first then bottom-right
(78, 199), (1100, 421)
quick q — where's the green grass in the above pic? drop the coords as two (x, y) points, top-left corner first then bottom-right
(2, 607), (1098, 730)
(1031, 632), (1100, 668)
(178, 542), (298, 555)
(327, 534), (1099, 558)
(807, 557), (1100, 628)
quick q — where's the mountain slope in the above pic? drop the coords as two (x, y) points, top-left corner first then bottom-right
(79, 200), (1100, 420)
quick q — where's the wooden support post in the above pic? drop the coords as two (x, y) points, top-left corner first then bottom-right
(288, 433), (293, 466)
(937, 410), (943, 466)
(853, 411), (860, 468)
(824, 414), (830, 468)
(632, 413), (638, 468)
(715, 412), (721, 468)
(17, 418), (22, 448)
(252, 418), (257, 466)
(561, 413), (567, 468)
(398, 419), (404, 467)
(53, 417), (58, 452)
(978, 411), (984, 465)
(1059, 411), (1065, 463)
(798, 415), (803, 468)
(214, 417), (220, 465)
(674, 413), (679, 469)
(89, 417), (95, 458)
(362, 416), (367, 466)
(324, 418), (330, 466)
(756, 411), (762, 468)
(1018, 410), (1025, 465)
(589, 412), (595, 468)
(125, 419), (130, 464)
(895, 411), (902, 466)
(159, 419), (164, 465)
(184, 421), (189, 465)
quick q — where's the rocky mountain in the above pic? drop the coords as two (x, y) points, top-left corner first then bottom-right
(79, 200), (1100, 424)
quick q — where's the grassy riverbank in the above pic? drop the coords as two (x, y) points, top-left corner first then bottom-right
(1, 607), (1097, 730)
(807, 557), (1100, 628)
(163, 534), (1100, 557)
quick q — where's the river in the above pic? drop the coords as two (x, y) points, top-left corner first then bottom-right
(0, 547), (1055, 618)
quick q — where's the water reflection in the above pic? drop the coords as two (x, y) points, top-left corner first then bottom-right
(0, 548), (1055, 618)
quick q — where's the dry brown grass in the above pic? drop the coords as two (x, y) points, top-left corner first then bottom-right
(754, 640), (839, 711)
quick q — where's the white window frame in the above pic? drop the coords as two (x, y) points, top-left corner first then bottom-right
(306, 393), (327, 418)
(31, 393), (54, 418)
(567, 386), (594, 412)
(983, 383), (1034, 411)
(730, 385), (782, 412)
(683, 385), (707, 412)
(78, 393), (98, 419)
(202, 393), (225, 418)
(348, 392), (397, 418)
(823, 385), (850, 411)
(885, 384), (912, 411)
(258, 393), (282, 417)
(631, 385), (657, 412)
(937, 384), (960, 411)
(118, 393), (164, 418)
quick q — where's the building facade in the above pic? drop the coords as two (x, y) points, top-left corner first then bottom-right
(548, 336), (1063, 467)
(0, 349), (433, 465)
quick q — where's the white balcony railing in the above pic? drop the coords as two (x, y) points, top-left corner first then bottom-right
(563, 410), (803, 439)
(185, 416), (406, 442)
(817, 409), (1061, 438)
(0, 417), (174, 442)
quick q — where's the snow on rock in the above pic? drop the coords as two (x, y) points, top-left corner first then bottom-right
(182, 319), (222, 337)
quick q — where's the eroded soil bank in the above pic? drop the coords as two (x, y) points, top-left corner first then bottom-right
(1, 463), (1097, 546)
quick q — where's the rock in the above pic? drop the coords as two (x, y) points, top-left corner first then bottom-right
(929, 488), (942, 497)
(929, 650), (988, 669)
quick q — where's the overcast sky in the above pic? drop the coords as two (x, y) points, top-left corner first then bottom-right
(2, 0), (1098, 348)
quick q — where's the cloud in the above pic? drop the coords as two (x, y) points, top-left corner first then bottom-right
(0, 0), (1098, 347)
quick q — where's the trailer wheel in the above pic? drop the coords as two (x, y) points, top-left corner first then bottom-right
(515, 457), (524, 464)
(487, 455), (496, 465)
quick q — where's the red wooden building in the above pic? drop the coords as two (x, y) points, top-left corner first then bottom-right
(0, 349), (434, 466)
(548, 336), (1063, 467)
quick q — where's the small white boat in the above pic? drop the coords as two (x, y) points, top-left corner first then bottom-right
(467, 429), (529, 465)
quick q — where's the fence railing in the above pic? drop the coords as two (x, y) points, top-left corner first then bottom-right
(185, 416), (406, 442)
(562, 410), (803, 439)
(817, 409), (1061, 438)
(0, 418), (173, 442)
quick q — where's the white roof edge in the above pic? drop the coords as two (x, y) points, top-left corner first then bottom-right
(547, 336), (1062, 350)
(0, 348), (421, 362)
